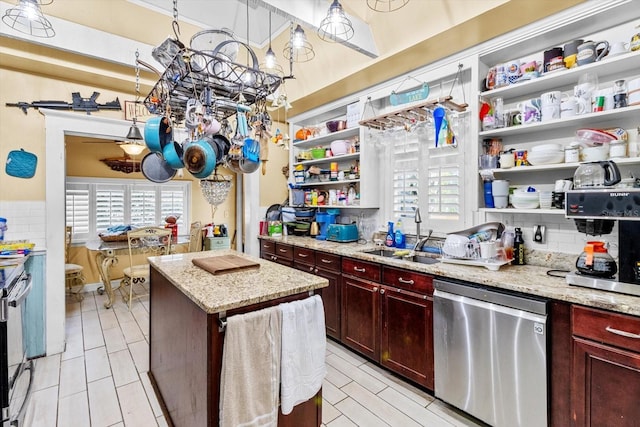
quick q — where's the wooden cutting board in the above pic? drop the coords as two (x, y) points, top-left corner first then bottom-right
(192, 255), (260, 275)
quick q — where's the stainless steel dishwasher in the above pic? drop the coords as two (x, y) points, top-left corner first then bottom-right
(433, 279), (548, 427)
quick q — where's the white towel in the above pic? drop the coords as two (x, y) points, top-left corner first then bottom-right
(219, 306), (282, 427)
(279, 295), (327, 415)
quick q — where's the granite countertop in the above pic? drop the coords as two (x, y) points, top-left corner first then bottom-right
(148, 249), (328, 314)
(259, 235), (640, 317)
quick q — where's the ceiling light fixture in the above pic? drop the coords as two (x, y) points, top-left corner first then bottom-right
(318, 0), (354, 43)
(366, 0), (409, 12)
(2, 0), (55, 38)
(119, 50), (146, 157)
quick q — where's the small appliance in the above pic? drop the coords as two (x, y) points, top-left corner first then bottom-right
(565, 188), (640, 296)
(326, 223), (359, 243)
(1, 261), (34, 427)
(315, 212), (337, 241)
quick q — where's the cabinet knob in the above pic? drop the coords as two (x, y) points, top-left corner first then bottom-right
(380, 288), (385, 294)
(373, 287), (378, 292)
(398, 277), (414, 285)
(309, 266), (314, 272)
(354, 266), (366, 273)
(314, 267), (319, 273)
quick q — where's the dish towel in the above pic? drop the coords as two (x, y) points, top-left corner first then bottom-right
(279, 295), (327, 415)
(219, 306), (282, 427)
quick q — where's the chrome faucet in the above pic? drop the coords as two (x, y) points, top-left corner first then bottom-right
(413, 230), (433, 252)
(412, 208), (433, 252)
(414, 208), (422, 242)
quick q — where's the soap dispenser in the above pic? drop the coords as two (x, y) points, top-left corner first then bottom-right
(385, 222), (395, 247)
(394, 218), (406, 249)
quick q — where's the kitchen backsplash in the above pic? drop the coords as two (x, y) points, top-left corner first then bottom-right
(0, 201), (47, 250)
(486, 211), (619, 255)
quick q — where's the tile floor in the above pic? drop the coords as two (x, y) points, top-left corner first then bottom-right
(23, 287), (484, 426)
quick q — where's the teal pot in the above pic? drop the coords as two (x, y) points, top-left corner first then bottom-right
(144, 116), (172, 153)
(184, 139), (216, 178)
(162, 140), (184, 170)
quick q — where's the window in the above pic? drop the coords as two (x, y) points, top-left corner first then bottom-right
(66, 177), (191, 242)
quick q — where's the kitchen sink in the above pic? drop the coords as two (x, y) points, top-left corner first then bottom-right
(405, 255), (439, 265)
(361, 249), (398, 257)
(361, 249), (440, 265)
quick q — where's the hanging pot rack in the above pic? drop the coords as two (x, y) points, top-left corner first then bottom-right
(144, 47), (283, 123)
(359, 95), (468, 130)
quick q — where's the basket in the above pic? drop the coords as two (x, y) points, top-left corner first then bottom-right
(99, 234), (128, 242)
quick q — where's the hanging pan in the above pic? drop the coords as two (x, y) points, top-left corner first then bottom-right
(184, 139), (217, 179)
(144, 116), (173, 153)
(141, 152), (176, 183)
(162, 140), (184, 170)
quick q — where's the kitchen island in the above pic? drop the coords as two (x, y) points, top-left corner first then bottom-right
(147, 250), (328, 427)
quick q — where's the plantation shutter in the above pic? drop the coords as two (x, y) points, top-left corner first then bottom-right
(65, 183), (90, 241)
(95, 185), (125, 233)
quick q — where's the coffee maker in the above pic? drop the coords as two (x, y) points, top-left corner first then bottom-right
(565, 188), (640, 296)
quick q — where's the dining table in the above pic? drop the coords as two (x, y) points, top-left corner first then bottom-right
(86, 235), (189, 308)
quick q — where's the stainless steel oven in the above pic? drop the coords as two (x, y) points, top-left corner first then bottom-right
(1, 263), (34, 427)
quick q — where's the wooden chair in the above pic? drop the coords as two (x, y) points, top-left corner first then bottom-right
(65, 226), (85, 301)
(120, 227), (172, 310)
(188, 221), (203, 252)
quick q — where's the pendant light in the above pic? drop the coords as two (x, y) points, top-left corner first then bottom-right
(367, 0), (409, 12)
(264, 11), (277, 69)
(318, 0), (354, 43)
(2, 0), (55, 38)
(283, 24), (315, 65)
(119, 50), (146, 157)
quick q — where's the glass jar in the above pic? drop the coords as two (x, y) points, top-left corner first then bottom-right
(564, 145), (580, 163)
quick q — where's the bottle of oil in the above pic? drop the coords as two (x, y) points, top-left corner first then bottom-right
(514, 227), (525, 265)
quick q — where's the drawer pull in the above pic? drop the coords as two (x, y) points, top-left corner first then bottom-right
(353, 266), (366, 273)
(279, 248), (288, 253)
(605, 326), (640, 339)
(264, 244), (272, 249)
(320, 259), (333, 264)
(398, 277), (414, 285)
(298, 253), (309, 258)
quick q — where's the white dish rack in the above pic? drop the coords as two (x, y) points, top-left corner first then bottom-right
(436, 240), (513, 271)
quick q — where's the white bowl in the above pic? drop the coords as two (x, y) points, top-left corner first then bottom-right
(531, 143), (563, 152)
(582, 145), (609, 162)
(512, 199), (540, 209)
(442, 234), (471, 258)
(527, 150), (565, 165)
(330, 140), (350, 155)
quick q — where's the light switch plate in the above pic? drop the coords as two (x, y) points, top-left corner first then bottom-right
(533, 225), (546, 244)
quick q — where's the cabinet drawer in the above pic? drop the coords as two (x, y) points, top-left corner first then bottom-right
(274, 243), (293, 260)
(382, 267), (433, 295)
(572, 305), (640, 353)
(293, 247), (315, 265)
(260, 240), (276, 255)
(342, 257), (380, 282)
(315, 251), (341, 273)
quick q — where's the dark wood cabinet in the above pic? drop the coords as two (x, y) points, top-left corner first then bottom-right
(293, 248), (342, 340)
(341, 273), (380, 361)
(260, 241), (293, 266)
(571, 305), (640, 427)
(380, 285), (433, 389)
(340, 257), (435, 390)
(380, 266), (434, 389)
(149, 267), (321, 427)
